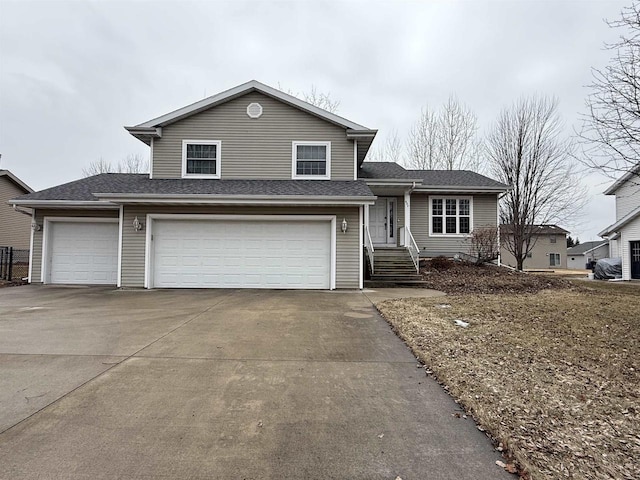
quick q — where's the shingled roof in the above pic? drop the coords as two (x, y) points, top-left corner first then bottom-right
(407, 170), (508, 189)
(11, 174), (375, 204)
(357, 162), (509, 190)
(567, 241), (609, 255)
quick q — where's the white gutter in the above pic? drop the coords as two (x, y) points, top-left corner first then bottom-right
(11, 200), (119, 209)
(91, 194), (376, 206)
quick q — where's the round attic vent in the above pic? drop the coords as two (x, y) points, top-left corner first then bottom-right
(247, 102), (263, 119)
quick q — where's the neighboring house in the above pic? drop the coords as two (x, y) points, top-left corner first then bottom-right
(10, 80), (508, 289)
(567, 241), (609, 270)
(500, 224), (569, 270)
(0, 170), (33, 250)
(599, 164), (640, 280)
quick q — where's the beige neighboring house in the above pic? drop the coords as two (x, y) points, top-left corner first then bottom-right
(10, 80), (508, 288)
(0, 170), (33, 250)
(599, 163), (640, 280)
(501, 224), (569, 270)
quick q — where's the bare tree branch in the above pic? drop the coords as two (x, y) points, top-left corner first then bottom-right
(576, 2), (640, 187)
(406, 96), (484, 172)
(83, 154), (149, 177)
(366, 129), (405, 164)
(277, 83), (340, 113)
(487, 96), (587, 270)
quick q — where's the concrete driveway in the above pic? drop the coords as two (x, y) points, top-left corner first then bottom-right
(0, 286), (511, 479)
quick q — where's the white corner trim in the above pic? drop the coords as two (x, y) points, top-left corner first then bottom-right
(496, 193), (501, 267)
(331, 216), (337, 290)
(28, 210), (35, 283)
(144, 214), (152, 289)
(181, 139), (221, 179)
(428, 195), (474, 237)
(117, 206), (123, 287)
(149, 137), (154, 179)
(291, 141), (331, 180)
(359, 206), (363, 289)
(41, 217), (118, 285)
(353, 141), (358, 180)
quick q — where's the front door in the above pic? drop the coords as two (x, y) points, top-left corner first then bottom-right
(369, 198), (396, 245)
(631, 241), (640, 279)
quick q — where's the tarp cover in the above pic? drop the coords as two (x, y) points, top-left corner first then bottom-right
(593, 257), (622, 280)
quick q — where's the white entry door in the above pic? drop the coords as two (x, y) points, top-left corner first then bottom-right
(47, 221), (118, 285)
(151, 218), (331, 289)
(369, 198), (395, 245)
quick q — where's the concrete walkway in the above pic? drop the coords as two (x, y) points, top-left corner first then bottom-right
(0, 286), (510, 479)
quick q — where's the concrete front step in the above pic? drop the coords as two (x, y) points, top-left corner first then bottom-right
(365, 279), (429, 287)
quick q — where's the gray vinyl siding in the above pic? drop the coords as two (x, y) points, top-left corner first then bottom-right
(152, 92), (355, 180)
(0, 178), (31, 249)
(410, 193), (498, 257)
(30, 209), (119, 283)
(121, 205), (360, 289)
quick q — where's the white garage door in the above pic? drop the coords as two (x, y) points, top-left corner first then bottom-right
(152, 219), (331, 289)
(47, 221), (118, 285)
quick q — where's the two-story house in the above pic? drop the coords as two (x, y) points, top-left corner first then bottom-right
(599, 164), (640, 280)
(500, 224), (569, 270)
(0, 169), (33, 250)
(11, 81), (508, 289)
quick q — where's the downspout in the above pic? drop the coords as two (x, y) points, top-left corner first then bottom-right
(12, 204), (33, 216)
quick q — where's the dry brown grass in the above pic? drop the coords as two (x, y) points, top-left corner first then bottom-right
(377, 288), (640, 480)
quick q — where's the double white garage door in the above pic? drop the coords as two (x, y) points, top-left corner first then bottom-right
(46, 218), (332, 289)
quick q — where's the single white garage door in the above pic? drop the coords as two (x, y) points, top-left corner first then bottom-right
(152, 219), (331, 289)
(47, 221), (118, 285)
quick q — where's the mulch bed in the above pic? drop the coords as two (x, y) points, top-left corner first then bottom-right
(421, 258), (573, 295)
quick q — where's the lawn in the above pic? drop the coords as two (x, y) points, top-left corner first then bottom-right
(376, 262), (639, 480)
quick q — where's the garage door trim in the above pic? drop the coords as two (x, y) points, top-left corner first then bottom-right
(144, 214), (337, 289)
(42, 216), (120, 285)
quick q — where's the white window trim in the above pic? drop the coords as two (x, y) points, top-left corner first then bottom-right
(549, 253), (561, 267)
(291, 141), (331, 180)
(181, 140), (221, 179)
(428, 195), (474, 237)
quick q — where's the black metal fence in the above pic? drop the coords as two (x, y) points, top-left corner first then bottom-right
(0, 247), (30, 281)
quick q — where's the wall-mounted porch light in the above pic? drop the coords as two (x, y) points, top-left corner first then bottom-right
(31, 222), (41, 232)
(133, 216), (144, 232)
(341, 218), (348, 234)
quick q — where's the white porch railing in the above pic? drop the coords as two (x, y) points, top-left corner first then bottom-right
(405, 227), (420, 273)
(364, 225), (375, 275)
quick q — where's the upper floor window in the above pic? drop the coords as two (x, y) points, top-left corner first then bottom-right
(182, 140), (221, 178)
(550, 235), (557, 244)
(292, 141), (331, 179)
(430, 197), (472, 236)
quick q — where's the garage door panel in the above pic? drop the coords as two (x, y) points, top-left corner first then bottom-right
(152, 219), (330, 289)
(49, 222), (118, 285)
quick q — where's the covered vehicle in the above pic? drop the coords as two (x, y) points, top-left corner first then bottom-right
(593, 257), (623, 280)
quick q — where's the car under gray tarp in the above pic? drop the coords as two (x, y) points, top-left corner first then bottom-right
(593, 257), (623, 280)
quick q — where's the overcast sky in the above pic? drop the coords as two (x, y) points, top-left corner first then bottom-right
(0, 0), (630, 241)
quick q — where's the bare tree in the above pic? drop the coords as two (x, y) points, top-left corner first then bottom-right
(486, 96), (586, 271)
(407, 106), (440, 169)
(278, 83), (340, 113)
(406, 96), (483, 171)
(576, 3), (640, 184)
(366, 129), (405, 164)
(83, 154), (149, 177)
